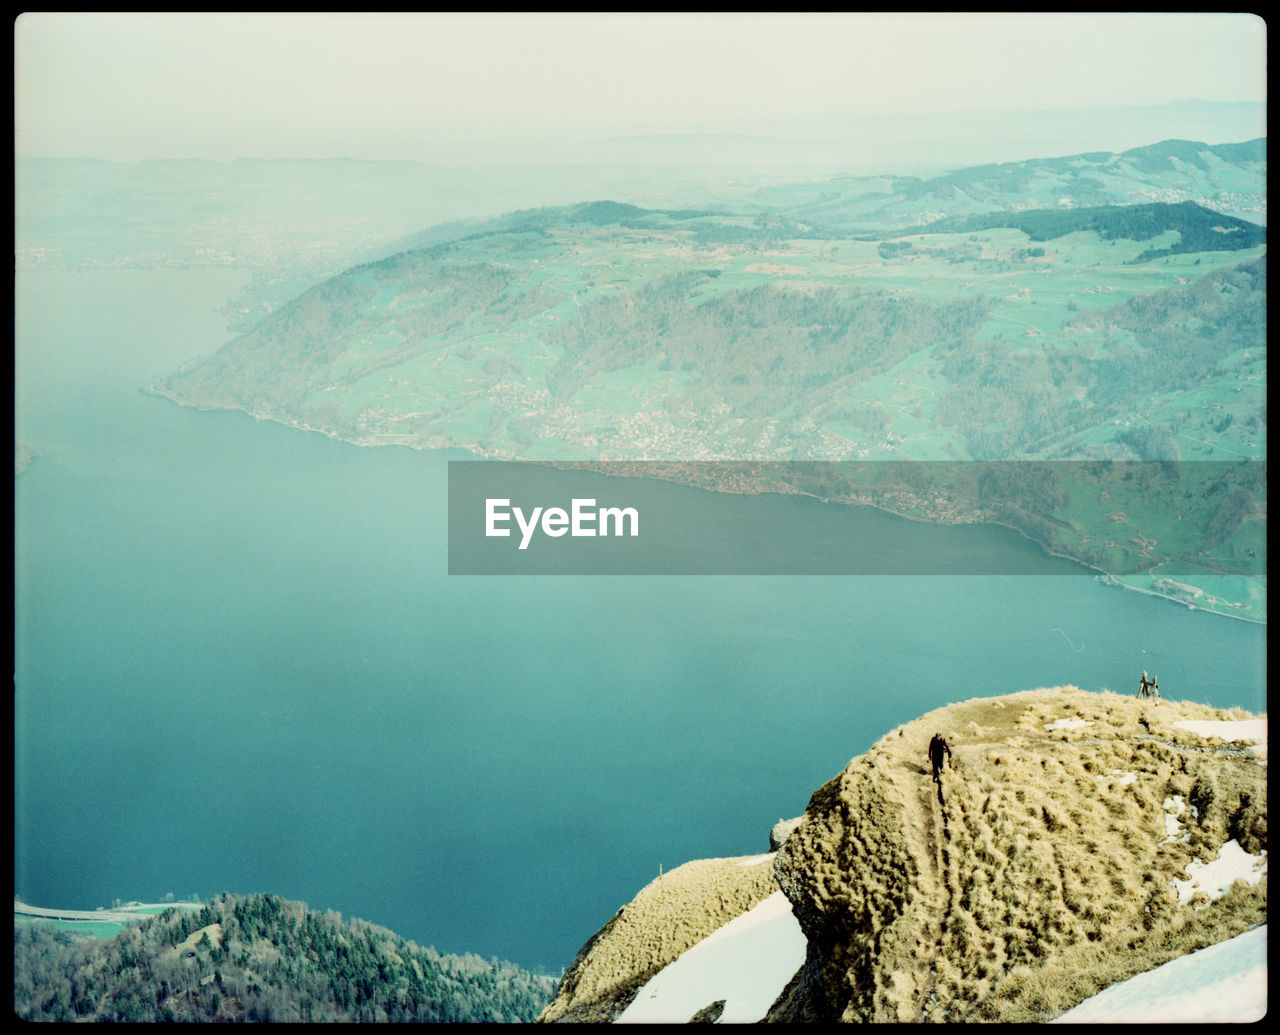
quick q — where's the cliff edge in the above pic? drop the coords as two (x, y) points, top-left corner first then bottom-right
(540, 686), (1266, 1023)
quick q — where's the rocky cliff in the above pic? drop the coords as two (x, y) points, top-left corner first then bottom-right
(540, 687), (1266, 1023)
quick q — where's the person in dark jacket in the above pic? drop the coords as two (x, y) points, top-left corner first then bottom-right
(928, 732), (952, 784)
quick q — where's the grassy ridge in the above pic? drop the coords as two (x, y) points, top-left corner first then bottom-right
(771, 687), (1266, 1022)
(537, 688), (1265, 1024)
(538, 856), (778, 1023)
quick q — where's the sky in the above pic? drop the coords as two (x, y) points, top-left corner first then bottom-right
(13, 13), (1267, 162)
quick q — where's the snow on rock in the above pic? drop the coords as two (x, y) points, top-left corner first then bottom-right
(1160, 795), (1193, 843)
(616, 891), (806, 1024)
(1173, 839), (1267, 905)
(769, 817), (803, 850)
(1051, 924), (1266, 1023)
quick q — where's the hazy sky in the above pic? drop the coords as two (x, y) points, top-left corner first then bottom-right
(14, 12), (1267, 161)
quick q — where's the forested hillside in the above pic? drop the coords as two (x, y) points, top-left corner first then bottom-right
(928, 201), (1264, 261)
(12, 893), (556, 1023)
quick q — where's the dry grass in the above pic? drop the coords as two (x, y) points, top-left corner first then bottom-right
(538, 854), (779, 1023)
(540, 687), (1265, 1025)
(769, 686), (1266, 1023)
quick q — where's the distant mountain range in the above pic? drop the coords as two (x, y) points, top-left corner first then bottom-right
(744, 137), (1266, 230)
(426, 99), (1265, 173)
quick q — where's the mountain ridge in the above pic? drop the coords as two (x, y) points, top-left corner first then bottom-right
(538, 686), (1266, 1023)
(764, 136), (1267, 231)
(150, 139), (1267, 616)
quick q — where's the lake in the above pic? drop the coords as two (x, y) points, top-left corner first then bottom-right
(13, 269), (1267, 973)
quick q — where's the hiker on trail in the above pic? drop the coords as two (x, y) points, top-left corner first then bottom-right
(928, 732), (952, 784)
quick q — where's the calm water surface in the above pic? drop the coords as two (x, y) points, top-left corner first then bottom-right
(14, 270), (1267, 972)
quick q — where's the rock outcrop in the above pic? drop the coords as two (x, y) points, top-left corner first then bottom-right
(770, 817), (804, 851)
(541, 687), (1267, 1023)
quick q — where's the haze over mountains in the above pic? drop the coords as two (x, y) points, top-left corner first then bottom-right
(140, 137), (1267, 618)
(154, 137), (1265, 462)
(14, 13), (1267, 1026)
(397, 99), (1264, 172)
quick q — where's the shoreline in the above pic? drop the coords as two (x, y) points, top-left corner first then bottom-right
(143, 385), (1267, 625)
(14, 898), (202, 927)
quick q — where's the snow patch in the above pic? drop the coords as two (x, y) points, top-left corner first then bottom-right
(1172, 839), (1267, 905)
(616, 892), (806, 1024)
(1051, 925), (1266, 1023)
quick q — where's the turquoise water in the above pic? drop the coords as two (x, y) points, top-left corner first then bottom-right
(13, 271), (1267, 972)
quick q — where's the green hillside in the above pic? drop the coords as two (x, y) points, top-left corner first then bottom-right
(157, 210), (1266, 468)
(154, 139), (1267, 616)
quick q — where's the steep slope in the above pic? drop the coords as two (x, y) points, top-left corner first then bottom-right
(770, 687), (1266, 1022)
(1050, 923), (1266, 1023)
(538, 855), (779, 1023)
(541, 687), (1266, 1023)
